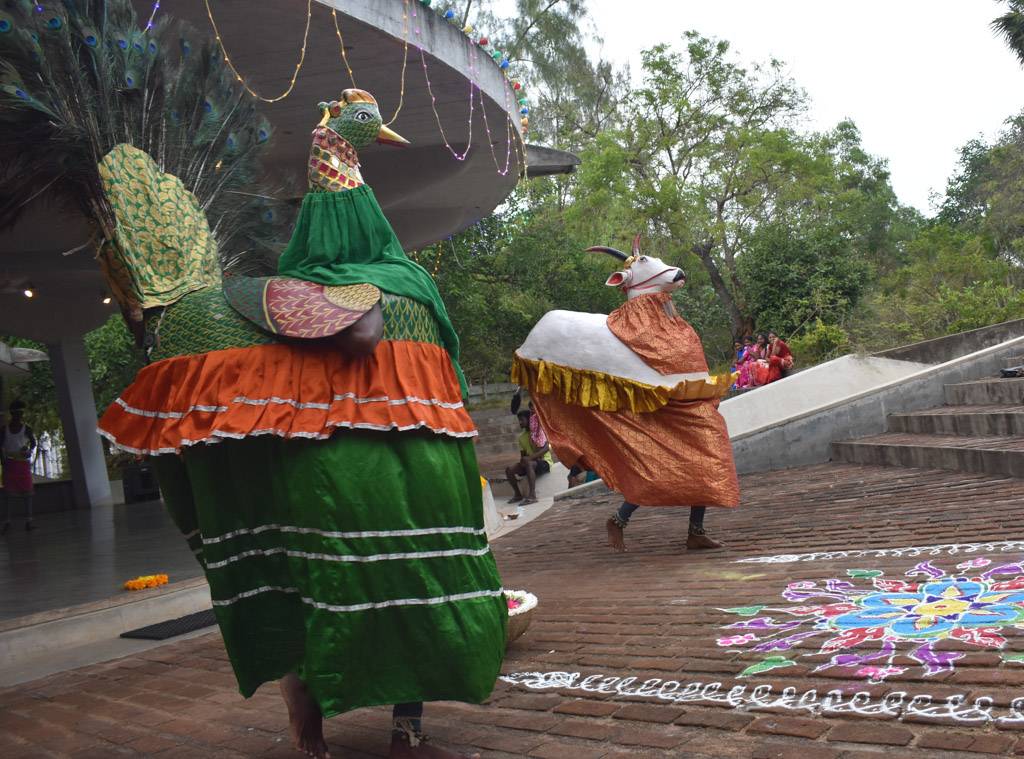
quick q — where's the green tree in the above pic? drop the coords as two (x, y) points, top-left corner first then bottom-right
(3, 316), (143, 438)
(848, 224), (1024, 349)
(993, 0), (1024, 66)
(572, 36), (902, 341)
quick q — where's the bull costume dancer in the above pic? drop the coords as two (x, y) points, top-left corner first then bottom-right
(512, 235), (740, 553)
(98, 91), (505, 759)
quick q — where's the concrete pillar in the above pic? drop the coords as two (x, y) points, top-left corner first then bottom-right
(47, 335), (111, 508)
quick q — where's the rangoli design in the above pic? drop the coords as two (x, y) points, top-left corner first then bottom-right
(720, 557), (1024, 682)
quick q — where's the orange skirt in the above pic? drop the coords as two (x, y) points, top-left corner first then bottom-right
(532, 397), (740, 508)
(98, 340), (475, 455)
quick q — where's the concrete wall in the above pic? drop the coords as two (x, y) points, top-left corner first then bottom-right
(731, 335), (1024, 474)
(874, 318), (1024, 365)
(721, 355), (930, 438)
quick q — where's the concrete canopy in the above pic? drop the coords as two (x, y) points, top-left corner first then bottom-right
(0, 0), (539, 343)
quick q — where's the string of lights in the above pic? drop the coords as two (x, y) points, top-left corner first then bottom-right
(470, 38), (519, 177)
(144, 0), (161, 31)
(383, 0), (410, 126)
(203, 0), (313, 104)
(331, 10), (358, 88)
(478, 87), (514, 176)
(419, 45), (474, 161)
(432, 243), (444, 278)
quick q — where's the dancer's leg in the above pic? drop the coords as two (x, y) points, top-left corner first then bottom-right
(686, 505), (723, 550)
(606, 501), (639, 552)
(390, 702), (480, 758)
(279, 673), (328, 759)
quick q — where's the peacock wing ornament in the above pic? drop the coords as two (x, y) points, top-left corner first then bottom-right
(96, 89), (420, 353)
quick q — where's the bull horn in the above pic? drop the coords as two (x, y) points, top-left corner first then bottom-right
(632, 233), (641, 256)
(585, 245), (628, 262)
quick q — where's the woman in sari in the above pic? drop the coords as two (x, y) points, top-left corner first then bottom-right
(734, 336), (757, 389)
(766, 330), (794, 383)
(750, 333), (772, 387)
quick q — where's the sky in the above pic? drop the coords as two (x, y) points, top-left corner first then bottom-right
(572, 0), (1024, 213)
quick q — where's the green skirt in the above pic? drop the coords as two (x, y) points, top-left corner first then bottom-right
(154, 429), (506, 717)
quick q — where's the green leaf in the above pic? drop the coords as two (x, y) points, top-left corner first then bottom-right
(721, 605), (766, 616)
(846, 569), (883, 578)
(739, 656), (797, 678)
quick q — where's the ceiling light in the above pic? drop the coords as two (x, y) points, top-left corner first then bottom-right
(102, 296), (112, 305)
(23, 286), (34, 298)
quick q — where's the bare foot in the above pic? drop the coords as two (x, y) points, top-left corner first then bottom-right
(279, 673), (329, 758)
(506, 495), (523, 504)
(606, 517), (627, 552)
(390, 733), (480, 758)
(520, 497), (538, 506)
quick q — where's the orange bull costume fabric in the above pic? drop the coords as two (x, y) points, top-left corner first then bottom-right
(514, 261), (740, 510)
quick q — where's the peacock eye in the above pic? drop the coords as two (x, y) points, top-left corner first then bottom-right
(355, 112), (370, 122)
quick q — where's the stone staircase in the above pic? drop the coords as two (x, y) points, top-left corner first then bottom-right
(470, 407), (522, 483)
(831, 356), (1024, 477)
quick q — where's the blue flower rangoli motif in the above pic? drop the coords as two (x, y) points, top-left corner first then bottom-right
(831, 579), (1024, 638)
(718, 558), (1024, 682)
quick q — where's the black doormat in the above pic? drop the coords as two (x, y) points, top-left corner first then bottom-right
(120, 609), (217, 640)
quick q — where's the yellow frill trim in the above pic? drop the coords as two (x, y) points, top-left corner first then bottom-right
(511, 354), (733, 414)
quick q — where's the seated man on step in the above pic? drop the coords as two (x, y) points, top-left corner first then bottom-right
(505, 409), (552, 506)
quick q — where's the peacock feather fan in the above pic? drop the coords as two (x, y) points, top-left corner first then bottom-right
(0, 0), (291, 284)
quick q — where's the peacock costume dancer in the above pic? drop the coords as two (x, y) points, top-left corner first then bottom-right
(97, 90), (505, 759)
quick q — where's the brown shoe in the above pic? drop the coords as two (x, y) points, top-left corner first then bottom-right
(686, 531), (723, 550)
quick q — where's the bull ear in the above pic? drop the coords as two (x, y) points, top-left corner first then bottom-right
(606, 270), (631, 288)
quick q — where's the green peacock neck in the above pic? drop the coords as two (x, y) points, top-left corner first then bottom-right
(308, 126), (364, 192)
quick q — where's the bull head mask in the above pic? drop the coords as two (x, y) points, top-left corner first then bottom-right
(586, 234), (687, 298)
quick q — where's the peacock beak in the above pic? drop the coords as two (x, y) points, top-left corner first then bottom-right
(377, 123), (409, 147)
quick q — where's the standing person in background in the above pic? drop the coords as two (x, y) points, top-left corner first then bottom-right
(1, 400), (36, 534)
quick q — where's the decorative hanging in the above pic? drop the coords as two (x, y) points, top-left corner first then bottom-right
(331, 9), (358, 88)
(203, 0), (313, 103)
(198, 0), (528, 172)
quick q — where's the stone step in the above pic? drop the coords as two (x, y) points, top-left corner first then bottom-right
(476, 442), (516, 456)
(944, 377), (1024, 405)
(831, 432), (1024, 478)
(474, 423), (520, 438)
(888, 404), (1024, 436)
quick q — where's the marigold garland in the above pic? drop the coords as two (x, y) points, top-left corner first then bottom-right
(123, 573), (169, 591)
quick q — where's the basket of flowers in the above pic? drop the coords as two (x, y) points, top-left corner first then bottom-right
(505, 589), (538, 645)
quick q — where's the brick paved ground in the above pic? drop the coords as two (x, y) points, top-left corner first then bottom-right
(5, 462), (1024, 757)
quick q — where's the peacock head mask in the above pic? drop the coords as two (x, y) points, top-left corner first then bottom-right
(317, 89), (408, 149)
